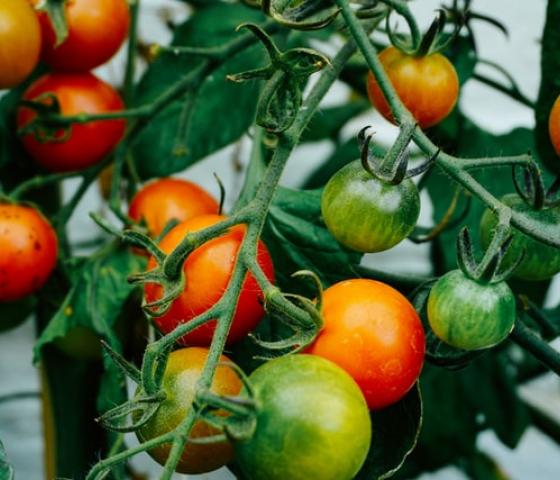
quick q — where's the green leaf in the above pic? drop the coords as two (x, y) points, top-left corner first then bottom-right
(132, 3), (269, 178)
(262, 187), (362, 293)
(535, 0), (560, 173)
(39, 0), (69, 47)
(459, 450), (509, 480)
(444, 34), (478, 86)
(356, 384), (422, 480)
(0, 440), (14, 480)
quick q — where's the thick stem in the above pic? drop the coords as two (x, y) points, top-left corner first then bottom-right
(124, 0), (141, 105)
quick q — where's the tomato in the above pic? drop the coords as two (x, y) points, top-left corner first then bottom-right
(549, 94), (560, 157)
(17, 72), (125, 173)
(366, 46), (459, 129)
(308, 279), (425, 410)
(0, 0), (41, 89)
(480, 194), (560, 281)
(427, 269), (516, 350)
(144, 214), (274, 346)
(136, 347), (242, 474)
(321, 160), (420, 253)
(235, 354), (371, 480)
(129, 178), (219, 237)
(35, 0), (129, 72)
(0, 203), (58, 302)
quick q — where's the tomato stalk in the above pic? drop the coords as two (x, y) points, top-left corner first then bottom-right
(123, 0), (140, 105)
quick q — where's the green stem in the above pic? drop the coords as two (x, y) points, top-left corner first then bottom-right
(335, 0), (560, 249)
(379, 0), (421, 50)
(124, 0), (141, 105)
(510, 317), (560, 377)
(472, 72), (535, 109)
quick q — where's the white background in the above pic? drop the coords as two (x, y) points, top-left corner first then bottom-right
(1, 0), (559, 479)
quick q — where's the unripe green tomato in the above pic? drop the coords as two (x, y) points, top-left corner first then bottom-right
(234, 354), (371, 480)
(427, 270), (516, 351)
(321, 160), (420, 253)
(480, 194), (560, 281)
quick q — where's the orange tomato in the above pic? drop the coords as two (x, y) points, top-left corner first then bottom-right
(0, 203), (58, 302)
(308, 278), (425, 409)
(144, 214), (275, 346)
(128, 178), (219, 237)
(549, 94), (560, 157)
(367, 46), (459, 129)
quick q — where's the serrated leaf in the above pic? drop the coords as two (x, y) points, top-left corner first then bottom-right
(0, 441), (14, 480)
(356, 384), (422, 480)
(132, 3), (270, 178)
(262, 187), (362, 293)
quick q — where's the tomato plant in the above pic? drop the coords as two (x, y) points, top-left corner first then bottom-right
(17, 72), (126, 172)
(1, 1), (560, 479)
(427, 269), (516, 350)
(321, 159), (420, 252)
(136, 347), (242, 474)
(0, 203), (57, 302)
(35, 0), (130, 72)
(144, 214), (275, 346)
(367, 46), (459, 128)
(234, 354), (371, 480)
(0, 0), (41, 90)
(128, 178), (219, 237)
(480, 194), (560, 281)
(308, 279), (425, 409)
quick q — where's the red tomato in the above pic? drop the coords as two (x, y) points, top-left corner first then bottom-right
(549, 94), (560, 158)
(17, 72), (125, 173)
(144, 214), (275, 346)
(308, 279), (425, 410)
(36, 0), (130, 72)
(129, 178), (219, 237)
(366, 46), (459, 129)
(0, 0), (41, 89)
(0, 203), (58, 302)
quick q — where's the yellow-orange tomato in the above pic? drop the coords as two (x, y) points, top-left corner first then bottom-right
(128, 178), (219, 237)
(136, 347), (242, 474)
(549, 94), (560, 157)
(367, 46), (459, 129)
(0, 0), (41, 89)
(308, 279), (425, 410)
(0, 204), (58, 302)
(144, 214), (275, 346)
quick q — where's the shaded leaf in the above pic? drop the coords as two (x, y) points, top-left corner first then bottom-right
(0, 441), (14, 480)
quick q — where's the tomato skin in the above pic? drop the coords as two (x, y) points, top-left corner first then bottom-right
(17, 72), (125, 173)
(0, 0), (41, 89)
(480, 194), (560, 281)
(0, 204), (58, 302)
(235, 354), (371, 480)
(549, 94), (560, 157)
(308, 279), (425, 410)
(136, 347), (242, 474)
(129, 178), (219, 237)
(36, 0), (129, 72)
(427, 270), (516, 350)
(366, 46), (459, 128)
(321, 160), (420, 253)
(144, 214), (274, 346)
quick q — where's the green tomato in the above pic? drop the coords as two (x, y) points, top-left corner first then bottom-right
(321, 160), (420, 253)
(427, 270), (516, 351)
(480, 193), (560, 281)
(234, 354), (371, 480)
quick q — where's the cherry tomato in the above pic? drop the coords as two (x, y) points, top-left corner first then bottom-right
(366, 46), (459, 129)
(136, 347), (242, 474)
(0, 0), (41, 89)
(549, 94), (560, 158)
(308, 279), (425, 410)
(144, 214), (275, 346)
(36, 0), (129, 72)
(480, 194), (560, 281)
(17, 72), (125, 173)
(321, 160), (420, 253)
(129, 178), (219, 237)
(427, 269), (516, 350)
(235, 354), (371, 480)
(0, 203), (58, 302)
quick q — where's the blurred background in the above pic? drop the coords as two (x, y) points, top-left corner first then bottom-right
(0, 0), (559, 478)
